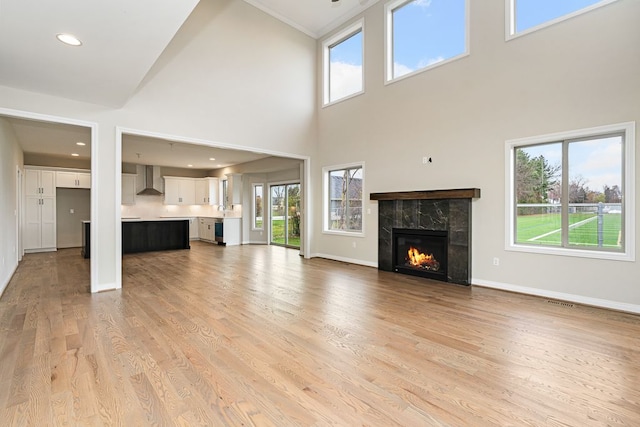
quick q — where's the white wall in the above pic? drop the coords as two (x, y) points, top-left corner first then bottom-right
(56, 188), (91, 248)
(0, 117), (24, 296)
(313, 1), (640, 310)
(0, 0), (317, 292)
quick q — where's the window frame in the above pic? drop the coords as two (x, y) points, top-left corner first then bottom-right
(252, 183), (264, 231)
(220, 179), (228, 208)
(506, 0), (619, 40)
(323, 162), (365, 237)
(505, 122), (635, 261)
(384, 0), (470, 85)
(322, 19), (365, 107)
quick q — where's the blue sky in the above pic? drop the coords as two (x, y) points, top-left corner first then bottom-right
(515, 0), (602, 33)
(393, 0), (466, 77)
(521, 136), (622, 193)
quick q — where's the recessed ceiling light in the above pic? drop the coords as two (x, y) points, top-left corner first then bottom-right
(209, 157), (216, 161)
(56, 33), (82, 46)
(76, 142), (86, 146)
(71, 153), (79, 157)
(187, 164), (193, 167)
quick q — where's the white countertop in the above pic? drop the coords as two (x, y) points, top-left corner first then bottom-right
(82, 217), (242, 224)
(160, 215), (241, 221)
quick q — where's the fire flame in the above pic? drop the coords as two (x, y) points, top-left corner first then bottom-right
(406, 246), (440, 271)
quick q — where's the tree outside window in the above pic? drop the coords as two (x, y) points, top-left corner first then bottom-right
(327, 167), (363, 232)
(514, 134), (624, 251)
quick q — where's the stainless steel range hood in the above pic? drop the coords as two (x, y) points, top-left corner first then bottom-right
(137, 165), (163, 196)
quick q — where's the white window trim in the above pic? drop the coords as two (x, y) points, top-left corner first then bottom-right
(322, 162), (365, 237)
(505, 122), (635, 261)
(252, 183), (264, 231)
(505, 0), (619, 41)
(322, 19), (365, 107)
(384, 0), (470, 85)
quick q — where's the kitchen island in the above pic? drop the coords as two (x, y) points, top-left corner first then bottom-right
(82, 218), (190, 258)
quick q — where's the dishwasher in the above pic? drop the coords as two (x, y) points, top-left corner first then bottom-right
(214, 221), (224, 244)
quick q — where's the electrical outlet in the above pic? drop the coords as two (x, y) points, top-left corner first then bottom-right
(70, 208), (75, 214)
(422, 156), (429, 164)
(367, 208), (371, 215)
(493, 257), (500, 266)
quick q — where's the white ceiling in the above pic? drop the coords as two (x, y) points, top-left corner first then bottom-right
(8, 116), (270, 170)
(1, 0), (373, 169)
(0, 0), (375, 108)
(121, 134), (270, 170)
(0, 0), (200, 108)
(246, 0), (378, 38)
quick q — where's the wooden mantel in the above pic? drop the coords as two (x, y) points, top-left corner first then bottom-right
(370, 188), (481, 201)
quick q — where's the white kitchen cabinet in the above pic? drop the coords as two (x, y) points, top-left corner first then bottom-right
(56, 171), (90, 189)
(225, 173), (243, 206)
(199, 218), (215, 242)
(195, 180), (207, 205)
(24, 168), (56, 252)
(121, 174), (136, 205)
(194, 177), (220, 205)
(188, 218), (199, 240)
(222, 218), (241, 246)
(164, 177), (196, 205)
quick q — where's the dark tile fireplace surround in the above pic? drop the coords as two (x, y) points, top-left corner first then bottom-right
(370, 189), (481, 285)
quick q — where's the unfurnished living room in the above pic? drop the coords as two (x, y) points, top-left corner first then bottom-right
(0, 0), (639, 426)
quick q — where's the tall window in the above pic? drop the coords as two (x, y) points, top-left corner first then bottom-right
(323, 20), (364, 105)
(508, 0), (618, 37)
(252, 184), (263, 230)
(221, 179), (228, 208)
(385, 0), (467, 82)
(324, 164), (364, 234)
(507, 123), (635, 260)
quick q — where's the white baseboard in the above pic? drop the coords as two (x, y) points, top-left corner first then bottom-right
(24, 248), (57, 254)
(472, 278), (640, 315)
(0, 263), (18, 299)
(310, 253), (378, 268)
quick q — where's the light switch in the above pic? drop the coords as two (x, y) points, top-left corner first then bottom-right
(70, 209), (75, 214)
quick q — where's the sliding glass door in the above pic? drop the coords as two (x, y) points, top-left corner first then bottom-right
(270, 183), (300, 248)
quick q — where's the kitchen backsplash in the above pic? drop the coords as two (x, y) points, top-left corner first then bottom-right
(121, 195), (242, 219)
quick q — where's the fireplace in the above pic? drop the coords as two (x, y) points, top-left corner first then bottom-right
(393, 229), (448, 282)
(370, 188), (480, 286)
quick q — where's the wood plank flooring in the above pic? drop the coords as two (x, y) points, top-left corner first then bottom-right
(1, 241), (639, 426)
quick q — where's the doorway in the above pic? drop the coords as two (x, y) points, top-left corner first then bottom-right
(270, 183), (300, 248)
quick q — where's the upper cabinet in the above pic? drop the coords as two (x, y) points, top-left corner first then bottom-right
(226, 173), (243, 205)
(56, 171), (90, 189)
(25, 169), (55, 197)
(122, 174), (136, 205)
(195, 177), (219, 205)
(164, 177), (196, 205)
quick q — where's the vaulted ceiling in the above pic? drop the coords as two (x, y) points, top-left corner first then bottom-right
(0, 0), (375, 168)
(0, 0), (376, 107)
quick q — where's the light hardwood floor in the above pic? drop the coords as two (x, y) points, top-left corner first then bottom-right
(1, 241), (639, 426)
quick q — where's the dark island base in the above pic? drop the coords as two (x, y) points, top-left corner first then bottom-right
(82, 220), (190, 259)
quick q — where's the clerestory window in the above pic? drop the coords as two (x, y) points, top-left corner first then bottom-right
(385, 0), (468, 83)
